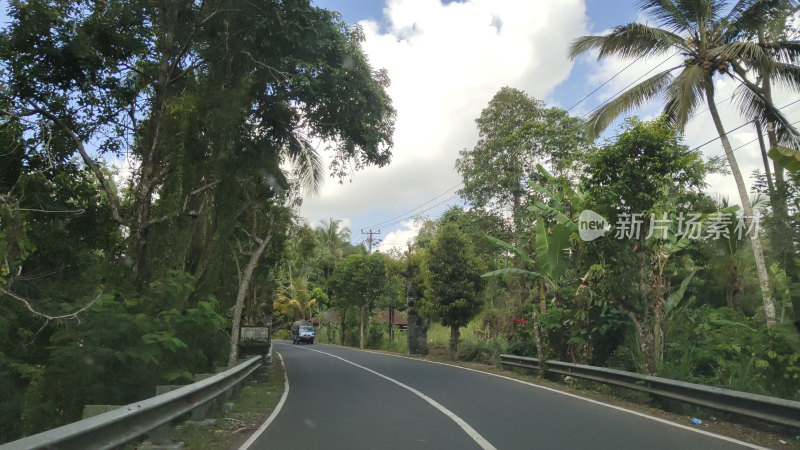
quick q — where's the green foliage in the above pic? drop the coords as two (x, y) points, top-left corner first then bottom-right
(329, 253), (390, 348)
(421, 223), (485, 329)
(582, 117), (709, 215)
(662, 306), (800, 399)
(0, 0), (398, 439)
(768, 145), (800, 174)
(272, 329), (292, 341)
(0, 274), (229, 439)
(569, 0), (800, 142)
(456, 87), (593, 221)
(330, 253), (388, 311)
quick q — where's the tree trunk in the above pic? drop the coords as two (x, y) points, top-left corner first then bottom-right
(389, 306), (394, 340)
(706, 82), (776, 326)
(639, 322), (659, 376)
(359, 305), (365, 349)
(726, 263), (743, 310)
(532, 311), (545, 366)
(533, 283), (547, 376)
(340, 308), (346, 346)
(130, 2), (179, 286)
(449, 325), (460, 360)
(622, 309), (660, 376)
(755, 122), (776, 203)
(227, 222), (273, 367)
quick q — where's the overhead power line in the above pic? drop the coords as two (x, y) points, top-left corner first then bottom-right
(364, 182), (462, 229)
(581, 52), (680, 120)
(727, 118), (800, 154)
(359, 53), (799, 235)
(684, 98), (800, 155)
(375, 194), (461, 230)
(566, 57), (641, 112)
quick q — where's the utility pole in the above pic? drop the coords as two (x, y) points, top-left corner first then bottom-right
(361, 228), (380, 254)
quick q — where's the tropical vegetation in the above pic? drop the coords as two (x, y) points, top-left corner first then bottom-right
(2, 0), (800, 443)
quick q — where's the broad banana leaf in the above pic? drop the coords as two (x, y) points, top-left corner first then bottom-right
(665, 270), (695, 316)
(484, 235), (537, 266)
(482, 267), (543, 279)
(535, 216), (571, 281)
(768, 145), (800, 173)
(535, 163), (584, 206)
(530, 201), (579, 233)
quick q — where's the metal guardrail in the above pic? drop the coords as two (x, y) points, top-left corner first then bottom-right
(499, 354), (800, 429)
(2, 350), (269, 450)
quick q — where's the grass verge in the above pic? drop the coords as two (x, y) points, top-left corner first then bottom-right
(167, 357), (286, 450)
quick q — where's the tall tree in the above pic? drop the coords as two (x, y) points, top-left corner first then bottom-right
(581, 118), (719, 374)
(569, 0), (800, 326)
(330, 253), (387, 348)
(0, 0), (397, 435)
(316, 218), (351, 294)
(456, 87), (591, 228)
(275, 275), (318, 322)
(1, 0), (396, 289)
(422, 223), (484, 359)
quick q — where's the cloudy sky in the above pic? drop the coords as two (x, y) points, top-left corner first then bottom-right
(2, 1), (797, 252)
(303, 0), (800, 252)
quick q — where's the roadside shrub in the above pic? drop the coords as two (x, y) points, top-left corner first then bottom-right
(366, 323), (384, 348)
(378, 331), (408, 354)
(662, 306), (800, 399)
(272, 329), (291, 341)
(507, 321), (538, 357)
(344, 328), (360, 347)
(457, 337), (507, 364)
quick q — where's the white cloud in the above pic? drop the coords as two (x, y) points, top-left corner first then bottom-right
(300, 0), (590, 229)
(299, 0), (800, 235)
(376, 220), (422, 253)
(578, 15), (800, 207)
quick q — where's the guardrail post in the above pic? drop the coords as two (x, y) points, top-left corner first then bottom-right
(138, 385), (185, 449)
(81, 405), (121, 419)
(141, 423), (182, 449)
(231, 379), (243, 397)
(192, 374), (223, 419)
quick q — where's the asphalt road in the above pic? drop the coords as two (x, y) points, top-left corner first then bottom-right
(243, 342), (759, 450)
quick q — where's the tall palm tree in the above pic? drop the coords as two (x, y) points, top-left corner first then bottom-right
(317, 218), (351, 257)
(275, 275), (319, 321)
(569, 0), (800, 326)
(733, 16), (799, 275)
(316, 218), (351, 293)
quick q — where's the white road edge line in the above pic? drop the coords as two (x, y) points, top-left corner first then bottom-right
(299, 345), (497, 450)
(306, 343), (767, 450)
(238, 352), (290, 450)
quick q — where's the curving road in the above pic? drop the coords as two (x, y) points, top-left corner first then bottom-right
(241, 342), (762, 450)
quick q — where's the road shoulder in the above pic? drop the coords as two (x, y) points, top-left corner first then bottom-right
(163, 357), (287, 450)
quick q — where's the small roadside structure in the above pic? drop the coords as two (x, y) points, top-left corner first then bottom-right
(374, 309), (408, 330)
(238, 325), (271, 358)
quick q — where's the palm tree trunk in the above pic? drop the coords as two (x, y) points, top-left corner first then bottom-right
(756, 33), (790, 209)
(706, 83), (776, 326)
(755, 122), (776, 202)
